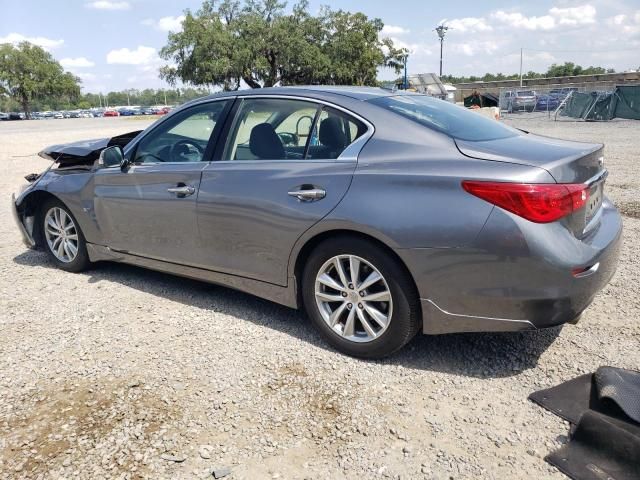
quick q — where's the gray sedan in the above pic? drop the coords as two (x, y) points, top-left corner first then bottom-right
(12, 87), (622, 358)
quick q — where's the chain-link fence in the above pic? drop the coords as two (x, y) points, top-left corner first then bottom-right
(496, 82), (618, 120)
(456, 81), (621, 120)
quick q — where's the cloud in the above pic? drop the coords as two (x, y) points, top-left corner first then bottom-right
(142, 15), (186, 32)
(85, 1), (130, 10)
(441, 17), (492, 33)
(450, 40), (499, 56)
(0, 33), (64, 50)
(106, 46), (159, 65)
(606, 14), (627, 26)
(157, 15), (186, 32)
(60, 57), (95, 68)
(381, 25), (409, 36)
(549, 5), (597, 26)
(491, 4), (597, 31)
(491, 11), (556, 31)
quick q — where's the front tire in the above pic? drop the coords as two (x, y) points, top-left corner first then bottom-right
(39, 199), (91, 272)
(302, 236), (420, 359)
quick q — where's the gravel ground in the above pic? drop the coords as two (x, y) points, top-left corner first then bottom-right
(1, 116), (638, 480)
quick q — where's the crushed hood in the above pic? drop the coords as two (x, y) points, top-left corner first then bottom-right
(38, 130), (142, 166)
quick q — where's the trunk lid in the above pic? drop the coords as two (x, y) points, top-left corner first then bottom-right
(455, 133), (604, 184)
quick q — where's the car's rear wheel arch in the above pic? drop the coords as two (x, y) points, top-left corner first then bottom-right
(293, 230), (421, 314)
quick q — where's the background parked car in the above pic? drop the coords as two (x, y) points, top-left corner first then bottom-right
(103, 109), (119, 117)
(535, 94), (561, 111)
(504, 90), (538, 112)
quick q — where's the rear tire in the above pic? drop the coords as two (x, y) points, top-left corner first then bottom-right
(39, 198), (91, 273)
(302, 236), (420, 359)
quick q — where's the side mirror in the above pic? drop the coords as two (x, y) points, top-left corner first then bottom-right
(98, 146), (126, 169)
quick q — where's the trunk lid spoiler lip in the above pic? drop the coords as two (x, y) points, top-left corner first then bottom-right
(454, 134), (604, 184)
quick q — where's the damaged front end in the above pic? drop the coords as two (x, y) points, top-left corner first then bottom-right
(12, 130), (142, 249)
(36, 129), (142, 170)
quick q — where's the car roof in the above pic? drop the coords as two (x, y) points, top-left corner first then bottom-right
(198, 85), (402, 103)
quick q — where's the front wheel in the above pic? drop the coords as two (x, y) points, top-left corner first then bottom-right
(39, 199), (91, 272)
(302, 237), (420, 359)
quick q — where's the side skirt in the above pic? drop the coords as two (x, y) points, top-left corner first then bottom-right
(86, 243), (299, 309)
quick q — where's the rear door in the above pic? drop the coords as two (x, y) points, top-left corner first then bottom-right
(196, 96), (371, 285)
(93, 99), (231, 264)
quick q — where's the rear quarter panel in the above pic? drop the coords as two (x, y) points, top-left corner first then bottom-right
(318, 117), (557, 249)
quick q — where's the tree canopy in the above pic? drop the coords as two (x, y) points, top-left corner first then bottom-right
(0, 42), (81, 117)
(159, 0), (406, 90)
(441, 62), (616, 85)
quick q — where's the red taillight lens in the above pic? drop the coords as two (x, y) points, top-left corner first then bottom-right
(462, 181), (589, 223)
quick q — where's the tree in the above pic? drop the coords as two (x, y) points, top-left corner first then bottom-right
(159, 0), (406, 89)
(0, 42), (81, 118)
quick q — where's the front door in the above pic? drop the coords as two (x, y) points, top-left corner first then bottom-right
(93, 99), (231, 264)
(196, 97), (370, 285)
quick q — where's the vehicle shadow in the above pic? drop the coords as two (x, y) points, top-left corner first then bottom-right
(13, 250), (561, 379)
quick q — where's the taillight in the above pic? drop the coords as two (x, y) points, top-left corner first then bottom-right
(462, 181), (589, 223)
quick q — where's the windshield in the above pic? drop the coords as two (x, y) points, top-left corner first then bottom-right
(370, 95), (520, 142)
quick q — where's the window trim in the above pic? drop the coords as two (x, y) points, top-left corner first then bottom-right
(123, 97), (234, 166)
(213, 94), (375, 164)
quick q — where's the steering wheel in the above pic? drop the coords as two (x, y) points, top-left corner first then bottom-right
(277, 132), (299, 147)
(170, 140), (205, 162)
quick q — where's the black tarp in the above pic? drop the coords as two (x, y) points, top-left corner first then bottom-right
(463, 92), (499, 108)
(563, 85), (640, 120)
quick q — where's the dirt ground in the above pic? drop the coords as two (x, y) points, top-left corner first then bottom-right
(1, 115), (639, 480)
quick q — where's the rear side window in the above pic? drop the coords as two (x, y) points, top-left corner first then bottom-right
(370, 95), (520, 142)
(306, 107), (367, 159)
(222, 98), (367, 161)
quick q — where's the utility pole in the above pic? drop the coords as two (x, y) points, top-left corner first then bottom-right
(435, 25), (449, 77)
(403, 54), (408, 90)
(519, 48), (524, 87)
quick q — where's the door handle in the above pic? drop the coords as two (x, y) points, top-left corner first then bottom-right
(288, 187), (326, 202)
(167, 185), (196, 197)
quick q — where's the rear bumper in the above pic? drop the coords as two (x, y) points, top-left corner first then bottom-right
(11, 193), (36, 248)
(398, 199), (623, 334)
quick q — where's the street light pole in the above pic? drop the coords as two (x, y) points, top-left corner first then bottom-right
(435, 25), (449, 77)
(403, 54), (408, 90)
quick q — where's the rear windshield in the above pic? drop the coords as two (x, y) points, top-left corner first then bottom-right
(370, 95), (520, 142)
(516, 91), (535, 96)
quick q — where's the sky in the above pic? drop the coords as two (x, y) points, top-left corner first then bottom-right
(1, 0), (639, 93)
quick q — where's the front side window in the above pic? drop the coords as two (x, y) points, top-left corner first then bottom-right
(370, 95), (520, 142)
(133, 100), (229, 164)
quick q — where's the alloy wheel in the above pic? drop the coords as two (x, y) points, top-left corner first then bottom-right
(314, 254), (393, 343)
(44, 207), (79, 263)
